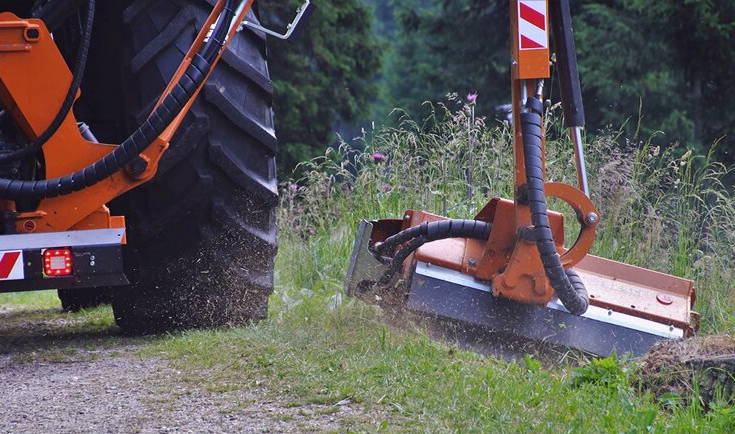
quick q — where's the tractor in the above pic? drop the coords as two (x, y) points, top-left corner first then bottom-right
(0, 0), (312, 332)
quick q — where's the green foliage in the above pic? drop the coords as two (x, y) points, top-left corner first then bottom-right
(572, 355), (629, 388)
(376, 0), (735, 161)
(384, 0), (509, 118)
(261, 0), (381, 174)
(575, 0), (735, 159)
(261, 0), (735, 172)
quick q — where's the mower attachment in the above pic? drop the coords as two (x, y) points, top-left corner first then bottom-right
(346, 220), (696, 358)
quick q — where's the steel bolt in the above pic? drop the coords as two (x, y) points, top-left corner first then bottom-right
(520, 226), (535, 242)
(468, 258), (477, 267)
(130, 156), (149, 176)
(585, 212), (599, 225)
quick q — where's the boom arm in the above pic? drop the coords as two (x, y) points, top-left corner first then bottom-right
(0, 0), (310, 235)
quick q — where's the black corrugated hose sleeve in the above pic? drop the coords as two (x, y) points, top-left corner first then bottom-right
(521, 99), (589, 315)
(0, 0), (242, 201)
(377, 219), (492, 285)
(0, 0), (96, 165)
(376, 219), (491, 256)
(203, 0), (237, 62)
(0, 57), (211, 201)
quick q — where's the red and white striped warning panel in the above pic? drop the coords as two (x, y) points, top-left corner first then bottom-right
(0, 250), (24, 281)
(518, 0), (548, 51)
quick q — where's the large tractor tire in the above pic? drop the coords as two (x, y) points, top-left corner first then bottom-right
(58, 288), (113, 313)
(109, 0), (278, 332)
(53, 0), (278, 332)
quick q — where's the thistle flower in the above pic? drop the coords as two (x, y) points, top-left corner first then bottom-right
(467, 93), (478, 105)
(372, 152), (386, 163)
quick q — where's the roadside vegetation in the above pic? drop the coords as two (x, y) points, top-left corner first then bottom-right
(2, 99), (734, 432)
(279, 96), (735, 334)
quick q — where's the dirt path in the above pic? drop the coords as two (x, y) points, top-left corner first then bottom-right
(0, 305), (367, 434)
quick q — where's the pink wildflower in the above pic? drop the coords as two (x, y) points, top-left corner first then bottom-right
(372, 152), (387, 163)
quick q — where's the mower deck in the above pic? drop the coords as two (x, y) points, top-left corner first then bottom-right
(346, 221), (696, 358)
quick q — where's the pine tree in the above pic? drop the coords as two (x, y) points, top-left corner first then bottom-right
(261, 0), (381, 173)
(386, 0), (510, 119)
(380, 0), (735, 160)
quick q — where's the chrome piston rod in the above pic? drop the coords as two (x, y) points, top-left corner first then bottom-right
(572, 127), (590, 197)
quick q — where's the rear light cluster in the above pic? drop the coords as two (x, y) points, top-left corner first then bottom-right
(44, 248), (72, 276)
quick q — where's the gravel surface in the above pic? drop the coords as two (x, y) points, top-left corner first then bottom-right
(0, 306), (369, 434)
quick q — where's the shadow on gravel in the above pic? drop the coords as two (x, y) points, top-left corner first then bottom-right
(0, 305), (154, 362)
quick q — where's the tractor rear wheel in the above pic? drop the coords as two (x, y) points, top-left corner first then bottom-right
(105, 0), (278, 332)
(58, 288), (113, 313)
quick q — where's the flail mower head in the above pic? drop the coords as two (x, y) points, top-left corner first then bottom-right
(344, 0), (697, 358)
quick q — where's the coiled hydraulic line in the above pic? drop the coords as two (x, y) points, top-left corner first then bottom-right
(376, 219), (492, 285)
(374, 100), (589, 315)
(521, 96), (589, 315)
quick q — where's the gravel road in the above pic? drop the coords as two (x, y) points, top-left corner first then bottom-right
(0, 305), (368, 433)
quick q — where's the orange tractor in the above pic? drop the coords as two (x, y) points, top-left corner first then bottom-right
(0, 0), (312, 331)
(346, 0), (698, 357)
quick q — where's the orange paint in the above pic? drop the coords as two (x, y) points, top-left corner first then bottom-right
(0, 0), (254, 236)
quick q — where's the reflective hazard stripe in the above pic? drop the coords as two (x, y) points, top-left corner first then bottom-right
(0, 251), (24, 280)
(519, 0), (548, 50)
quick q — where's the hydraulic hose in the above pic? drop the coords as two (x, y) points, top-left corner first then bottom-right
(0, 0), (240, 201)
(203, 0), (238, 62)
(521, 98), (589, 315)
(0, 0), (96, 165)
(377, 219), (492, 285)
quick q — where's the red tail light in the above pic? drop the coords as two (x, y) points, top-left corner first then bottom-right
(44, 249), (72, 277)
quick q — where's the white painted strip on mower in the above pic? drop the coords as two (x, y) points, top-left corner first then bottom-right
(415, 261), (684, 340)
(0, 228), (125, 250)
(416, 261), (493, 293)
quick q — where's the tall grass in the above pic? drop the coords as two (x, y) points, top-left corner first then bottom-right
(276, 96), (735, 334)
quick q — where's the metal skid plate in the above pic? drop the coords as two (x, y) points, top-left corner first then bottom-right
(345, 221), (387, 296)
(409, 262), (683, 357)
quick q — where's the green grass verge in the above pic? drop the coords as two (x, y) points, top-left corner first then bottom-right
(0, 290), (60, 309)
(145, 303), (735, 433)
(4, 289), (732, 432)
